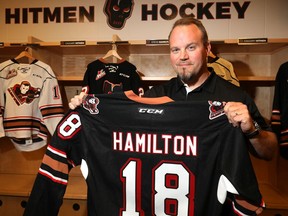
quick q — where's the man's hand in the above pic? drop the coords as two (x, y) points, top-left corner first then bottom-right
(224, 102), (255, 134)
(69, 92), (87, 110)
(224, 101), (277, 160)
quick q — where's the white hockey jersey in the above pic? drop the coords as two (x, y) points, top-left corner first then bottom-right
(0, 59), (64, 151)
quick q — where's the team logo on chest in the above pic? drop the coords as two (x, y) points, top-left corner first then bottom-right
(6, 69), (17, 79)
(96, 69), (106, 80)
(83, 95), (100, 114)
(103, 80), (123, 94)
(8, 81), (40, 105)
(208, 101), (226, 120)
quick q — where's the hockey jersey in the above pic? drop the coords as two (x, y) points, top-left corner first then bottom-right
(24, 91), (264, 216)
(0, 59), (64, 151)
(82, 58), (144, 95)
(271, 62), (288, 159)
(208, 56), (240, 86)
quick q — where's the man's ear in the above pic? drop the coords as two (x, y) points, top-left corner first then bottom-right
(206, 41), (212, 56)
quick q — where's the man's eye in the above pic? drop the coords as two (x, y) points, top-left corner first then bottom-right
(171, 48), (179, 54)
(187, 46), (196, 51)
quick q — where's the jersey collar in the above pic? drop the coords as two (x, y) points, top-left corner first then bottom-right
(176, 67), (216, 94)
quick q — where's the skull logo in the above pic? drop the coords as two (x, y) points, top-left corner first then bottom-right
(104, 0), (134, 29)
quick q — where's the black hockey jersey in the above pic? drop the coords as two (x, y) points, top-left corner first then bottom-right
(82, 58), (144, 95)
(271, 62), (288, 159)
(24, 91), (264, 216)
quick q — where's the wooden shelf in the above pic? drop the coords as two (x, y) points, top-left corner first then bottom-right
(213, 38), (288, 53)
(1, 38), (287, 55)
(58, 75), (275, 87)
(58, 75), (275, 82)
(238, 76), (275, 86)
(237, 76), (274, 81)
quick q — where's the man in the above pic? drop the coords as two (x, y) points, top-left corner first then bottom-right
(70, 17), (276, 161)
(69, 17), (276, 215)
(142, 17), (276, 216)
(143, 17), (277, 161)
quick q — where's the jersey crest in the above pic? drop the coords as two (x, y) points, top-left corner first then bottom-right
(208, 101), (226, 120)
(83, 95), (100, 114)
(8, 81), (40, 105)
(103, 80), (123, 94)
(6, 68), (17, 79)
(96, 69), (106, 80)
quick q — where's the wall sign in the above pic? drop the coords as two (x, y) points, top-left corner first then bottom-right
(0, 0), (287, 42)
(4, 2), (251, 25)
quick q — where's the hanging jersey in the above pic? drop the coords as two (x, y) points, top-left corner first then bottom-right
(0, 59), (64, 151)
(24, 91), (264, 216)
(271, 62), (288, 159)
(82, 58), (144, 96)
(208, 57), (240, 86)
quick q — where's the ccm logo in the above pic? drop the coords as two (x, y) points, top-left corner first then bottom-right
(138, 108), (164, 114)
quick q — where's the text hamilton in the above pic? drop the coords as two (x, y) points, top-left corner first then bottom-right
(113, 132), (197, 156)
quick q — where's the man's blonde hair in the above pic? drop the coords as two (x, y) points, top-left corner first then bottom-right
(168, 17), (209, 46)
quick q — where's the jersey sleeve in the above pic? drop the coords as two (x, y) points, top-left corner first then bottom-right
(271, 62), (288, 159)
(0, 81), (4, 137)
(0, 61), (8, 137)
(271, 67), (282, 136)
(38, 65), (64, 135)
(24, 110), (83, 216)
(219, 124), (265, 214)
(130, 67), (144, 96)
(82, 65), (92, 94)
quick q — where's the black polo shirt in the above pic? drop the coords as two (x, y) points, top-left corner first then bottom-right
(144, 68), (270, 131)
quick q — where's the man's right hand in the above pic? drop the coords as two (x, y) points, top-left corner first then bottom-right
(69, 92), (87, 110)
